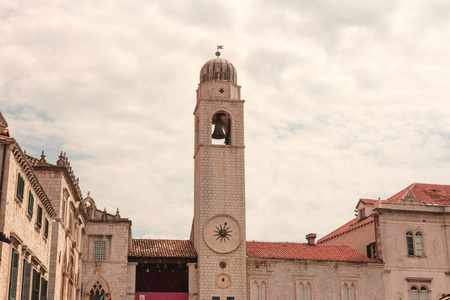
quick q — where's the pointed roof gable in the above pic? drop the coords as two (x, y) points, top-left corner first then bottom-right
(386, 183), (450, 205)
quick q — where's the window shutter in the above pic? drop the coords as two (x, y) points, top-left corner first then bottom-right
(8, 249), (20, 300)
(37, 206), (43, 229)
(21, 260), (32, 300)
(28, 192), (34, 216)
(44, 219), (49, 238)
(31, 269), (40, 300)
(17, 173), (25, 201)
(40, 278), (48, 300)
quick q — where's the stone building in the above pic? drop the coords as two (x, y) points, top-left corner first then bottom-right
(0, 114), (56, 300)
(4, 52), (450, 300)
(80, 193), (134, 300)
(26, 151), (86, 300)
(128, 52), (386, 300)
(319, 183), (450, 300)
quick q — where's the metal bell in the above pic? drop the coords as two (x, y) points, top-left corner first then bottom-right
(212, 121), (226, 139)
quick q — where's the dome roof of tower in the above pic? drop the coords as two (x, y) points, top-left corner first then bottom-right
(200, 58), (237, 84)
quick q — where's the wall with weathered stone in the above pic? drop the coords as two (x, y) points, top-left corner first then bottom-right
(0, 144), (53, 300)
(376, 202), (450, 300)
(82, 220), (132, 300)
(247, 258), (385, 300)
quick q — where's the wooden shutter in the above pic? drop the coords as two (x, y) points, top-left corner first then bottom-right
(37, 206), (42, 229)
(21, 260), (32, 300)
(8, 249), (20, 300)
(28, 192), (34, 216)
(17, 173), (24, 201)
(40, 278), (48, 300)
(44, 219), (49, 238)
(31, 269), (40, 300)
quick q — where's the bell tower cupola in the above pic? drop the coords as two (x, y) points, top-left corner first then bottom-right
(192, 48), (247, 300)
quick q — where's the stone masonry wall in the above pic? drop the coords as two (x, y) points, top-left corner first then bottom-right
(247, 258), (385, 300)
(82, 221), (132, 300)
(0, 145), (52, 300)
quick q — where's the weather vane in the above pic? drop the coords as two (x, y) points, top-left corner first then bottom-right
(216, 44), (224, 57)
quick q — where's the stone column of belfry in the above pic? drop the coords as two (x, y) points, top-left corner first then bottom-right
(193, 53), (247, 300)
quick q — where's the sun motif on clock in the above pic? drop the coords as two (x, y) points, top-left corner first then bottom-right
(214, 222), (232, 243)
(204, 214), (243, 253)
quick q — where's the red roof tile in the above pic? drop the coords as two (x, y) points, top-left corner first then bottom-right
(317, 215), (374, 243)
(359, 198), (377, 205)
(246, 241), (380, 263)
(387, 183), (450, 205)
(129, 239), (197, 258)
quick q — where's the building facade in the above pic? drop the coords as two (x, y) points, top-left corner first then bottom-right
(4, 53), (450, 300)
(319, 183), (450, 300)
(0, 117), (56, 300)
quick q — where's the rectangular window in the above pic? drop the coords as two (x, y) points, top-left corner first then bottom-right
(36, 206), (43, 229)
(227, 298), (235, 300)
(31, 269), (40, 300)
(93, 241), (106, 260)
(21, 260), (32, 300)
(61, 200), (66, 224)
(212, 297), (220, 300)
(406, 233), (414, 256)
(17, 173), (25, 201)
(359, 208), (365, 219)
(40, 278), (48, 300)
(8, 249), (20, 300)
(28, 191), (34, 216)
(366, 243), (377, 259)
(44, 219), (49, 238)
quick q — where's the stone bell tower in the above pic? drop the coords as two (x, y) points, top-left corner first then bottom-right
(192, 50), (246, 300)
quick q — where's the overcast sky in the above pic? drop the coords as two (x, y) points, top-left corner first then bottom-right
(2, 0), (450, 242)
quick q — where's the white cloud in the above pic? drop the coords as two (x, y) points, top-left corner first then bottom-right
(2, 0), (450, 243)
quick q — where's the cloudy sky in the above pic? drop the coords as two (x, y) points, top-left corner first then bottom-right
(2, 0), (450, 242)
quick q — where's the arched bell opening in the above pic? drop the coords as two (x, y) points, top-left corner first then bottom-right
(211, 111), (231, 145)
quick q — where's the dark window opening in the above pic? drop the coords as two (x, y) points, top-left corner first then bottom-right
(212, 112), (231, 145)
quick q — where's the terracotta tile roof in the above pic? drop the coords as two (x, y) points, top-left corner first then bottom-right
(317, 215), (374, 243)
(246, 241), (380, 263)
(387, 183), (450, 205)
(129, 239), (197, 258)
(359, 198), (377, 205)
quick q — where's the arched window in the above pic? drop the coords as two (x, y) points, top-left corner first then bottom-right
(343, 283), (349, 300)
(415, 232), (424, 256)
(211, 111), (231, 145)
(411, 286), (419, 300)
(260, 282), (266, 300)
(298, 283), (304, 300)
(350, 283), (356, 300)
(420, 286), (428, 300)
(252, 281), (259, 300)
(406, 232), (414, 255)
(406, 231), (425, 256)
(306, 283), (312, 300)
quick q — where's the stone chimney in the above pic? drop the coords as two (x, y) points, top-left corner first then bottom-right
(306, 233), (317, 246)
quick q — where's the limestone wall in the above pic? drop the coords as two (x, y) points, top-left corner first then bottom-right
(82, 220), (133, 300)
(0, 144), (53, 300)
(247, 258), (385, 300)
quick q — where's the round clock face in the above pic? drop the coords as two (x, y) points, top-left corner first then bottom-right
(203, 214), (243, 253)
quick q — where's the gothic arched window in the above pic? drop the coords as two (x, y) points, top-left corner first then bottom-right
(406, 231), (425, 256)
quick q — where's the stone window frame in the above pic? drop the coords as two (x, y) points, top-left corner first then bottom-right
(406, 278), (432, 300)
(406, 229), (425, 257)
(340, 276), (359, 300)
(249, 273), (271, 300)
(89, 236), (111, 261)
(295, 275), (315, 300)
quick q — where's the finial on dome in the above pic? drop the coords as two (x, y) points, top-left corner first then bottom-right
(216, 44), (224, 58)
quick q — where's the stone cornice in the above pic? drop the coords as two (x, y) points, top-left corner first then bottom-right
(11, 144), (56, 217)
